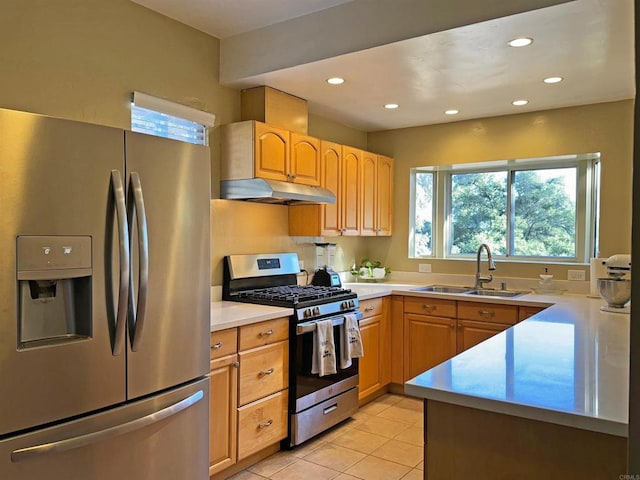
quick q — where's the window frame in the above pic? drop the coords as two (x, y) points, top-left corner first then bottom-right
(409, 154), (600, 264)
(130, 91), (215, 146)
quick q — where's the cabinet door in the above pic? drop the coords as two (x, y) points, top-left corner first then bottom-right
(254, 122), (289, 182)
(404, 314), (456, 381)
(341, 146), (361, 235)
(290, 133), (321, 186)
(360, 151), (377, 236)
(209, 355), (238, 476)
(358, 316), (381, 400)
(376, 155), (393, 236)
(320, 141), (342, 236)
(457, 320), (506, 353)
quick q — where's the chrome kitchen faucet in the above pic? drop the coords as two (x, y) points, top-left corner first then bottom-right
(475, 243), (496, 289)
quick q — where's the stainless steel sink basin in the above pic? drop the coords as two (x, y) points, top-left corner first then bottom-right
(465, 289), (526, 298)
(411, 285), (473, 294)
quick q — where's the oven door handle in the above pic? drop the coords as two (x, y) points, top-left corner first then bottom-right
(296, 311), (363, 335)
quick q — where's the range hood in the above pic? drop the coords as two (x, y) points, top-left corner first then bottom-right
(220, 178), (336, 205)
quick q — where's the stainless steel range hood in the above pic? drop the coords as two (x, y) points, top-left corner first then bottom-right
(220, 178), (336, 205)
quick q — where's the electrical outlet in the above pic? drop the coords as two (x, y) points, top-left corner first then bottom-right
(567, 269), (585, 281)
(418, 263), (432, 273)
(298, 260), (304, 270)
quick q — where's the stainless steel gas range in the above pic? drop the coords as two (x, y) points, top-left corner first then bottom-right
(223, 253), (362, 447)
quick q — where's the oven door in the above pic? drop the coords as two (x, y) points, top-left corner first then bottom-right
(293, 312), (362, 413)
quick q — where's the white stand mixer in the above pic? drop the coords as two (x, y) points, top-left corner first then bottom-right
(597, 254), (631, 314)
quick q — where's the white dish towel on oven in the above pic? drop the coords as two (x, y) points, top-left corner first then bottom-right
(311, 319), (337, 377)
(340, 313), (364, 369)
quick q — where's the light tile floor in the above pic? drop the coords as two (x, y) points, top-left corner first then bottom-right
(228, 394), (424, 480)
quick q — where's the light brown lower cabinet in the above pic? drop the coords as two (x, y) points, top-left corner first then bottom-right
(209, 355), (238, 476)
(402, 298), (548, 382)
(237, 390), (288, 460)
(209, 328), (239, 476)
(358, 297), (391, 401)
(210, 318), (290, 477)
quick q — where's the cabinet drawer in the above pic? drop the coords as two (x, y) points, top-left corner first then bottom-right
(404, 296), (457, 318)
(360, 297), (384, 318)
(518, 306), (546, 322)
(458, 301), (517, 325)
(238, 341), (289, 406)
(239, 317), (289, 350)
(210, 328), (238, 360)
(237, 390), (288, 460)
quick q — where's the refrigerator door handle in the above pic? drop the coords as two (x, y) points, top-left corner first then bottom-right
(111, 170), (130, 356)
(10, 389), (204, 463)
(128, 171), (149, 352)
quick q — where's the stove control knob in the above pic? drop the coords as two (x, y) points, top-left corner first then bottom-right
(304, 309), (312, 318)
(349, 300), (355, 308)
(340, 302), (347, 310)
(313, 307), (320, 315)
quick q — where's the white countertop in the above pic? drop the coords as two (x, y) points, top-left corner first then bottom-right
(211, 281), (629, 436)
(210, 301), (292, 332)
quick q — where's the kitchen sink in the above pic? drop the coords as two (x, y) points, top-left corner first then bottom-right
(411, 285), (473, 294)
(465, 289), (526, 298)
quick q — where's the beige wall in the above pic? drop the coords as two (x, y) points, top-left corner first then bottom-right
(367, 100), (634, 279)
(1, 0), (632, 283)
(0, 0), (240, 198)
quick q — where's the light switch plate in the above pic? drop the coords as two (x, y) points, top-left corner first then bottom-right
(568, 269), (586, 281)
(418, 263), (432, 273)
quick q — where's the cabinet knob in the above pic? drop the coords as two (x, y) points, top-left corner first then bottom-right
(259, 367), (275, 377)
(258, 419), (274, 429)
(232, 361), (240, 368)
(212, 341), (222, 349)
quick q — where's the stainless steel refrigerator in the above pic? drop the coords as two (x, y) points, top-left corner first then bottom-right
(0, 108), (211, 479)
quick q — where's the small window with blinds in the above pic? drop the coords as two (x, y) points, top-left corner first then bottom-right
(130, 92), (215, 146)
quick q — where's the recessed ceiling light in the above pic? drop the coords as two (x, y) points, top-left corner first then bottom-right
(444, 109), (459, 115)
(543, 76), (563, 84)
(512, 99), (529, 106)
(326, 77), (345, 85)
(508, 37), (533, 47)
(384, 103), (399, 109)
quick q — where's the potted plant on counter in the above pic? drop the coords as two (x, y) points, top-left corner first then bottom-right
(350, 258), (391, 281)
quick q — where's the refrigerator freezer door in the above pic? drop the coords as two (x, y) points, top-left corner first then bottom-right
(0, 109), (127, 436)
(124, 131), (211, 399)
(0, 377), (209, 480)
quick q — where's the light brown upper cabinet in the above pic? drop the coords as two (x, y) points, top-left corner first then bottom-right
(289, 132), (321, 186)
(289, 144), (393, 237)
(221, 120), (320, 187)
(289, 142), (362, 236)
(341, 146), (362, 236)
(361, 154), (393, 236)
(253, 122), (290, 182)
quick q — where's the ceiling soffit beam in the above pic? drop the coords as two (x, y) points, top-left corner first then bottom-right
(220, 0), (574, 86)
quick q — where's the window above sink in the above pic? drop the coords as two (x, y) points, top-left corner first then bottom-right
(409, 153), (600, 265)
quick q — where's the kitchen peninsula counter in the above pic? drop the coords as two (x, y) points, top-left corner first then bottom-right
(344, 282), (629, 478)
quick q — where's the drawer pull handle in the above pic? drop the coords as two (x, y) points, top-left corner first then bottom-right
(258, 419), (273, 429)
(259, 368), (275, 377)
(323, 404), (338, 415)
(422, 304), (436, 311)
(212, 342), (222, 349)
(259, 329), (274, 337)
(478, 310), (495, 317)
(364, 306), (375, 312)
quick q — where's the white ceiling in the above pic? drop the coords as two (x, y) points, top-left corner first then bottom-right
(132, 0), (635, 132)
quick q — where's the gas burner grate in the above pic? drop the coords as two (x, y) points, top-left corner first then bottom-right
(235, 285), (352, 305)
